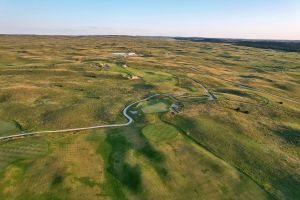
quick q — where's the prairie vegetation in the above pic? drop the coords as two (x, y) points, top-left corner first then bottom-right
(0, 35), (299, 200)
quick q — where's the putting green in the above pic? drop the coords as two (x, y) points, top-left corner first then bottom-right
(142, 122), (178, 142)
(142, 102), (169, 113)
(138, 99), (170, 114)
(0, 121), (20, 136)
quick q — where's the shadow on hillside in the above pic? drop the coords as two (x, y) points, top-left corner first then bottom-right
(104, 127), (167, 193)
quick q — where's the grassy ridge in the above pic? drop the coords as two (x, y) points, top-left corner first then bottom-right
(0, 35), (299, 199)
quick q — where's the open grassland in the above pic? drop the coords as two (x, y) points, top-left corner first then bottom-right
(0, 35), (299, 200)
(0, 130), (271, 200)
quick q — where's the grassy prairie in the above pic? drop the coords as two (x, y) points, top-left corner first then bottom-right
(0, 35), (299, 200)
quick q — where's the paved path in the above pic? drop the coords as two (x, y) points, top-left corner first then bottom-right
(0, 94), (160, 141)
(190, 67), (300, 105)
(191, 79), (217, 100)
(0, 78), (216, 141)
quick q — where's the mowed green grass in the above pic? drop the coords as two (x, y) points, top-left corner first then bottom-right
(0, 132), (110, 200)
(0, 138), (49, 174)
(142, 122), (178, 142)
(138, 99), (170, 114)
(141, 102), (169, 113)
(0, 121), (21, 136)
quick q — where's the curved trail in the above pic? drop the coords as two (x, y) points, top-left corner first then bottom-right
(0, 78), (215, 141)
(191, 79), (217, 100)
(0, 94), (161, 141)
(190, 67), (300, 105)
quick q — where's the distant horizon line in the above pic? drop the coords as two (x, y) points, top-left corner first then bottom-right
(0, 33), (299, 42)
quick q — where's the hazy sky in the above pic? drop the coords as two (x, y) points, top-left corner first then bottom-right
(1, 0), (300, 40)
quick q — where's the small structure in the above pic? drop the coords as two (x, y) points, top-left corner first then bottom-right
(122, 74), (141, 80)
(127, 53), (136, 56)
(130, 75), (140, 80)
(169, 103), (182, 114)
(112, 52), (137, 58)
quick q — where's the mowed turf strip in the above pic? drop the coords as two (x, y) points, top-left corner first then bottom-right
(138, 99), (170, 114)
(142, 122), (178, 142)
(0, 121), (21, 136)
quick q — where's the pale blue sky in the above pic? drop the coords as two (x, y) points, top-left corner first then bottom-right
(1, 0), (299, 39)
